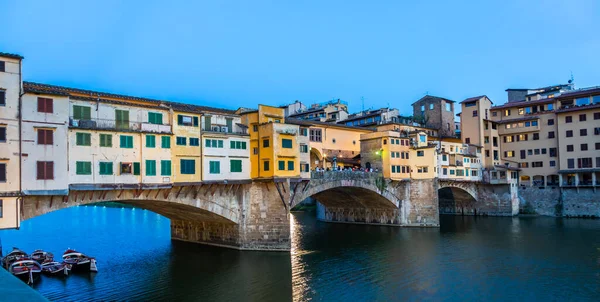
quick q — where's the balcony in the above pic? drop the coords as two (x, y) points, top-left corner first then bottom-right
(70, 117), (171, 134)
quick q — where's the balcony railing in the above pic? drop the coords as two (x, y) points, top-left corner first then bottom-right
(70, 117), (171, 133)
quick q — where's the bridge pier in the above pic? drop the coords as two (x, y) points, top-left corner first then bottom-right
(171, 182), (291, 251)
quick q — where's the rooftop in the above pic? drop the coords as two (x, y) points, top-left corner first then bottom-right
(411, 95), (455, 106)
(0, 52), (24, 60)
(460, 95), (491, 104)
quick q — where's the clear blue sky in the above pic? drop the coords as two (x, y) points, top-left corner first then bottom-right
(2, 0), (599, 115)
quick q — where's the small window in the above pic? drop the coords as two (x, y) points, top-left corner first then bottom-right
(37, 97), (53, 113)
(288, 161), (295, 171)
(148, 112), (163, 125)
(282, 139), (293, 148)
(278, 160), (285, 171)
(177, 137), (187, 146)
(0, 163), (6, 182)
(263, 139), (270, 148)
(100, 134), (112, 147)
(120, 135), (134, 148)
(76, 132), (91, 146)
(177, 115), (194, 126)
(429, 103), (434, 110)
(579, 114), (587, 122)
(253, 125), (258, 132)
(417, 151), (424, 157)
(73, 105), (92, 120)
(230, 160), (242, 173)
(146, 160), (156, 176)
(472, 110), (478, 117)
(209, 161), (220, 174)
(37, 129), (53, 145)
(76, 161), (92, 175)
(0, 126), (5, 142)
(180, 159), (196, 174)
(595, 112), (600, 120)
(120, 162), (133, 174)
(580, 129), (587, 136)
(263, 161), (270, 171)
(0, 61), (4, 72)
(189, 138), (200, 146)
(161, 136), (171, 148)
(548, 119), (554, 125)
(146, 135), (156, 148)
(581, 144), (588, 151)
(161, 160), (171, 176)
(565, 116), (572, 123)
(0, 90), (5, 106)
(567, 145), (574, 152)
(99, 162), (113, 175)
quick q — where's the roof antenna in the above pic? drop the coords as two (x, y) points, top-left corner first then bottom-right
(361, 96), (365, 112)
(568, 72), (574, 87)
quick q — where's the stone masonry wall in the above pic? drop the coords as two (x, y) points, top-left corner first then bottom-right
(520, 187), (600, 218)
(405, 179), (439, 226)
(316, 202), (402, 225)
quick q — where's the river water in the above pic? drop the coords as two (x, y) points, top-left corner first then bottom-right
(1, 206), (599, 301)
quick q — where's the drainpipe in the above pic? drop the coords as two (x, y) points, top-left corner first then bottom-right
(17, 58), (23, 229)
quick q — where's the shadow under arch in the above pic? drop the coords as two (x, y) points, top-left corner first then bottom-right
(438, 186), (478, 215)
(21, 195), (239, 225)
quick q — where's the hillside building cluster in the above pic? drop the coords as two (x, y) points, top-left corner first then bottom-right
(1, 52), (599, 229)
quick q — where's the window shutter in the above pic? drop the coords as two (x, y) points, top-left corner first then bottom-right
(46, 130), (53, 145)
(204, 116), (211, 130)
(37, 130), (45, 144)
(177, 115), (183, 125)
(133, 162), (140, 175)
(0, 163), (5, 182)
(193, 116), (199, 127)
(37, 162), (44, 179)
(47, 162), (54, 179)
(46, 99), (53, 113)
(226, 118), (233, 132)
(37, 98), (45, 112)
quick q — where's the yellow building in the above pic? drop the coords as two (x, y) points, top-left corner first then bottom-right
(286, 118), (372, 169)
(409, 131), (438, 179)
(239, 105), (300, 179)
(360, 131), (411, 180)
(170, 103), (202, 184)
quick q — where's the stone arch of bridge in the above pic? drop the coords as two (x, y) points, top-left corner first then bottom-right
(21, 187), (241, 225)
(292, 179), (402, 211)
(437, 183), (479, 215)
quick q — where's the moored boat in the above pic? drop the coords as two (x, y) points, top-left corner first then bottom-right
(62, 249), (97, 272)
(2, 248), (28, 269)
(41, 260), (71, 277)
(31, 249), (53, 263)
(8, 258), (42, 284)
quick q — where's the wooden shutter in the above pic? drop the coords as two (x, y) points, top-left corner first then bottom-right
(38, 130), (45, 144)
(177, 115), (183, 125)
(46, 99), (53, 113)
(37, 98), (45, 112)
(226, 118), (233, 132)
(193, 116), (199, 127)
(0, 163), (6, 182)
(37, 162), (44, 179)
(47, 162), (54, 179)
(46, 130), (53, 145)
(204, 116), (211, 130)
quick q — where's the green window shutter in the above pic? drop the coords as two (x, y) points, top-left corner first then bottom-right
(73, 105), (92, 120)
(149, 112), (163, 125)
(180, 159), (196, 175)
(161, 160), (171, 176)
(230, 140), (235, 149)
(115, 110), (129, 129)
(288, 161), (294, 171)
(120, 135), (133, 148)
(242, 142), (246, 149)
(76, 161), (92, 175)
(263, 161), (270, 171)
(204, 116), (211, 130)
(100, 134), (112, 147)
(278, 161), (285, 171)
(211, 140), (217, 148)
(226, 118), (233, 132)
(177, 115), (183, 125)
(176, 137), (186, 145)
(231, 160), (242, 172)
(218, 140), (223, 148)
(76, 133), (91, 146)
(161, 136), (171, 148)
(193, 116), (199, 127)
(282, 139), (292, 148)
(99, 162), (113, 175)
(133, 162), (141, 175)
(236, 141), (241, 149)
(209, 161), (221, 174)
(146, 160), (156, 176)
(146, 135), (156, 148)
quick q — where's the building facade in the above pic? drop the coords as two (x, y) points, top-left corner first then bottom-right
(412, 95), (456, 137)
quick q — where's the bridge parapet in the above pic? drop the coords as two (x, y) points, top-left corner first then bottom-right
(310, 171), (384, 181)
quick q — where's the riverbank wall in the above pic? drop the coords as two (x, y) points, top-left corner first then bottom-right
(519, 187), (599, 218)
